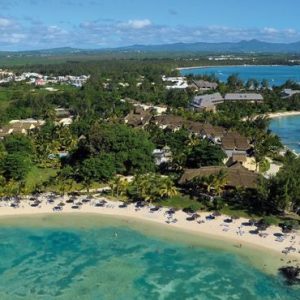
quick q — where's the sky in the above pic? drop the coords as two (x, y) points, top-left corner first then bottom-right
(0, 0), (300, 50)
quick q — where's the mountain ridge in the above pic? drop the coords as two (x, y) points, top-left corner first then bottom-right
(2, 40), (300, 54)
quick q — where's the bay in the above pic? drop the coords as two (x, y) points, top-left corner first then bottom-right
(180, 65), (300, 86)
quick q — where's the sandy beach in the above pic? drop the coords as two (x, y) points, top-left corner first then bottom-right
(242, 110), (300, 122)
(266, 111), (300, 119)
(0, 194), (299, 264)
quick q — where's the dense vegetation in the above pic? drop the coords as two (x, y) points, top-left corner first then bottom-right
(0, 58), (299, 225)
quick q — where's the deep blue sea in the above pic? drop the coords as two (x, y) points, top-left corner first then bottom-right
(180, 65), (300, 86)
(0, 215), (298, 300)
(270, 115), (300, 153)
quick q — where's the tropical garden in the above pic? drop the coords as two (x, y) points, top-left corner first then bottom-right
(0, 59), (299, 225)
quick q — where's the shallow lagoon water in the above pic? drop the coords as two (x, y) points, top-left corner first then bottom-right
(180, 65), (300, 86)
(0, 214), (298, 300)
(270, 115), (300, 153)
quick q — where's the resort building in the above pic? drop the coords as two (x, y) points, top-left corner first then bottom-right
(55, 108), (73, 126)
(224, 93), (264, 103)
(281, 89), (300, 98)
(123, 98), (168, 116)
(191, 93), (224, 112)
(153, 146), (173, 166)
(190, 80), (218, 92)
(199, 124), (227, 144)
(221, 131), (251, 157)
(0, 119), (45, 139)
(162, 76), (189, 89)
(153, 115), (185, 131)
(55, 108), (72, 119)
(124, 106), (153, 128)
(179, 164), (259, 190)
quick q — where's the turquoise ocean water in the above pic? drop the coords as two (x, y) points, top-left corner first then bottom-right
(0, 215), (298, 300)
(270, 115), (300, 153)
(180, 65), (300, 86)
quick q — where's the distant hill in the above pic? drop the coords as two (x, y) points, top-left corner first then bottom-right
(1, 40), (300, 55)
(113, 40), (300, 53)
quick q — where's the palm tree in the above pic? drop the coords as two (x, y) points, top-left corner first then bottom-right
(56, 166), (74, 196)
(158, 177), (178, 198)
(110, 176), (129, 197)
(212, 170), (228, 196)
(187, 135), (200, 147)
(3, 180), (19, 199)
(192, 175), (215, 194)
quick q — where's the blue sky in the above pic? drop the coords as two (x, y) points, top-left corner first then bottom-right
(0, 0), (300, 50)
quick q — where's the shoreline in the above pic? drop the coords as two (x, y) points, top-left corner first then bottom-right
(0, 195), (299, 268)
(243, 110), (300, 121)
(267, 111), (300, 119)
(177, 64), (284, 71)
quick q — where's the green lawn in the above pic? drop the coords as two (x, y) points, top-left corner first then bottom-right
(157, 195), (205, 211)
(220, 205), (260, 219)
(25, 167), (58, 192)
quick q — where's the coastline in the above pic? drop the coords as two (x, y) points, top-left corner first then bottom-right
(177, 64), (282, 71)
(242, 110), (300, 122)
(267, 111), (300, 119)
(0, 195), (299, 270)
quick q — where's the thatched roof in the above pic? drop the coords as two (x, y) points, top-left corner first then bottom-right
(153, 116), (227, 137)
(222, 131), (250, 151)
(179, 164), (259, 189)
(201, 124), (226, 137)
(193, 80), (218, 89)
(154, 115), (185, 129)
(125, 108), (153, 127)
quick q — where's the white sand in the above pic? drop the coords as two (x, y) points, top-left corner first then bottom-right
(267, 111), (300, 119)
(242, 111), (300, 122)
(0, 194), (299, 262)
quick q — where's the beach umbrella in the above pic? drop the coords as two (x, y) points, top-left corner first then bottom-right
(248, 219), (256, 226)
(224, 218), (233, 223)
(186, 213), (200, 221)
(167, 208), (176, 214)
(183, 207), (195, 214)
(286, 246), (296, 251)
(257, 224), (268, 231)
(150, 206), (161, 211)
(58, 202), (65, 206)
(136, 201), (146, 208)
(213, 211), (221, 217)
(274, 232), (284, 237)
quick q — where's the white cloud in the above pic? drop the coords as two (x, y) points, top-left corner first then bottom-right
(0, 17), (13, 27)
(122, 19), (152, 29)
(1, 17), (300, 50)
(263, 27), (279, 34)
